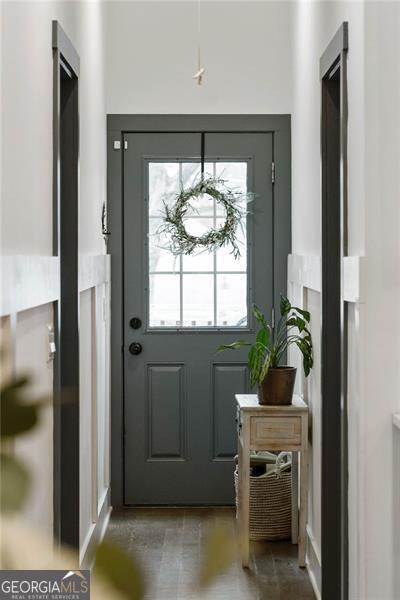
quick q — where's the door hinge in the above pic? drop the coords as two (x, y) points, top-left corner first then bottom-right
(113, 140), (128, 150)
(271, 161), (276, 184)
(271, 307), (275, 329)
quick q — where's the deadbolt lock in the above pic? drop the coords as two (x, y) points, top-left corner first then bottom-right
(130, 317), (142, 330)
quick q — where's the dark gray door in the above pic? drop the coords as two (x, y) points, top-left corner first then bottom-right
(124, 132), (273, 504)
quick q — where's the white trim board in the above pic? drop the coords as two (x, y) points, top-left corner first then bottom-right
(79, 255), (111, 292)
(80, 487), (111, 569)
(1, 256), (60, 316)
(288, 254), (364, 303)
(393, 413), (400, 431)
(306, 525), (322, 600)
(0, 254), (111, 317)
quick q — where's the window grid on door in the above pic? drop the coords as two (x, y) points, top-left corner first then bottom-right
(148, 160), (248, 328)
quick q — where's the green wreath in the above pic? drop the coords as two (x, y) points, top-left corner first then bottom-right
(159, 177), (248, 259)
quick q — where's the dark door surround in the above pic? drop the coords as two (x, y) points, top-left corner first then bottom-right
(52, 21), (80, 549)
(320, 23), (349, 600)
(107, 115), (291, 507)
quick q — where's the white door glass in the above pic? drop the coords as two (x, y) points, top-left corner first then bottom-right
(148, 161), (248, 328)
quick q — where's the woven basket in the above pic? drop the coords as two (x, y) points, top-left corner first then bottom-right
(234, 456), (291, 541)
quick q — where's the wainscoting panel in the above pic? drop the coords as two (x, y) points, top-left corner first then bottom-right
(1, 253), (111, 566)
(147, 364), (185, 459)
(288, 252), (363, 600)
(212, 363), (248, 459)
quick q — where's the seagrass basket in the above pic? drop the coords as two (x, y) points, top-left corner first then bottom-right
(234, 453), (292, 541)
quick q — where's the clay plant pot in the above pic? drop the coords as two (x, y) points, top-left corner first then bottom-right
(258, 367), (297, 406)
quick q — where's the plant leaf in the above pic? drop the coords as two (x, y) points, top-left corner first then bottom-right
(280, 296), (291, 316)
(0, 453), (31, 513)
(260, 353), (271, 382)
(256, 327), (269, 349)
(216, 341), (250, 353)
(94, 540), (145, 600)
(293, 339), (314, 378)
(292, 306), (311, 322)
(252, 305), (268, 328)
(248, 345), (261, 386)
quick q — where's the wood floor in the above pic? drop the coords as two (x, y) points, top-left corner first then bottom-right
(106, 507), (315, 600)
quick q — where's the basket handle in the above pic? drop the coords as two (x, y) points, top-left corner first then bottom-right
(275, 452), (292, 478)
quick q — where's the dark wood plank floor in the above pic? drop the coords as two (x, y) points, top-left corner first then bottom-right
(106, 507), (315, 600)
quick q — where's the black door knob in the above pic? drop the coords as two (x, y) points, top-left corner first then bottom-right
(129, 342), (143, 355)
(130, 317), (142, 330)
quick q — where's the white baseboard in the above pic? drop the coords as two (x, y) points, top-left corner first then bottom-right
(306, 525), (322, 600)
(80, 487), (112, 569)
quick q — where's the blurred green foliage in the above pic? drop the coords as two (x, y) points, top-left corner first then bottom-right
(1, 368), (237, 599)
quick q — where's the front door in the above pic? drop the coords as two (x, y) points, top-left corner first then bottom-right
(124, 131), (274, 504)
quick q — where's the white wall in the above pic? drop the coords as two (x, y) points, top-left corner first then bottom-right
(103, 0), (293, 115)
(1, 1), (106, 256)
(1, 0), (110, 559)
(291, 4), (365, 597)
(292, 1), (400, 598)
(362, 3), (400, 598)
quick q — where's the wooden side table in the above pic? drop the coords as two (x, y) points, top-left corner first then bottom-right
(235, 394), (309, 568)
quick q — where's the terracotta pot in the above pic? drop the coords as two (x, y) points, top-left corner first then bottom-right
(258, 367), (297, 406)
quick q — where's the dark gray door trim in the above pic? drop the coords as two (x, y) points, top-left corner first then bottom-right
(107, 114), (291, 507)
(320, 22), (348, 79)
(320, 23), (348, 600)
(52, 20), (80, 549)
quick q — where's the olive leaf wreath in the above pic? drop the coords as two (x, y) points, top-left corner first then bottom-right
(158, 177), (251, 259)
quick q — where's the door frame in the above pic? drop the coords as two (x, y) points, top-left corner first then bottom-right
(52, 21), (80, 548)
(320, 23), (349, 599)
(107, 115), (291, 507)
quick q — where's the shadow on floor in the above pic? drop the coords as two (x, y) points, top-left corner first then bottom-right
(105, 507), (315, 600)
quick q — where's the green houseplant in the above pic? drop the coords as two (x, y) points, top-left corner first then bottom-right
(217, 296), (313, 405)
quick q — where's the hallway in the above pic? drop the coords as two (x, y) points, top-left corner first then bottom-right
(106, 507), (314, 600)
(2, 1), (400, 599)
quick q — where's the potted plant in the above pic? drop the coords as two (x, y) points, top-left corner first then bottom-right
(217, 296), (313, 405)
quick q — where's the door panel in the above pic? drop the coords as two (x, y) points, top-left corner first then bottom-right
(124, 132), (273, 504)
(147, 364), (185, 459)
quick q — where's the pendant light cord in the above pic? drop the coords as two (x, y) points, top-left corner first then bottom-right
(193, 0), (204, 85)
(197, 0), (201, 74)
(201, 132), (205, 180)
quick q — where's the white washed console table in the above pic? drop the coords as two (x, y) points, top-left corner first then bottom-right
(235, 394), (309, 567)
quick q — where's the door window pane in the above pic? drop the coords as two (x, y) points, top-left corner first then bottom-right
(215, 217), (247, 272)
(149, 218), (179, 272)
(215, 162), (248, 215)
(216, 274), (247, 326)
(182, 275), (214, 326)
(149, 163), (180, 216)
(148, 161), (248, 328)
(149, 274), (180, 327)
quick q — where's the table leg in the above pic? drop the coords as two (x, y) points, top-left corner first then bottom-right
(299, 416), (309, 567)
(238, 426), (250, 567)
(291, 452), (299, 545)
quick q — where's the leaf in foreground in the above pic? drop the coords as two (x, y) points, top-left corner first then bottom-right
(1, 377), (46, 439)
(198, 526), (238, 589)
(0, 453), (31, 513)
(94, 541), (145, 600)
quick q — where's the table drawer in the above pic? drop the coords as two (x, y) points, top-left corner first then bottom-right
(250, 416), (301, 447)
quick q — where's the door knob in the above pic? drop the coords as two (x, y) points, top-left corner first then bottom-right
(129, 342), (143, 355)
(130, 317), (142, 329)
